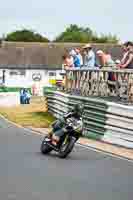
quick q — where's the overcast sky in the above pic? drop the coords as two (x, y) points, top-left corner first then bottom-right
(0, 0), (132, 42)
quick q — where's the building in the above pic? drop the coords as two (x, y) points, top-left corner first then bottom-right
(0, 41), (122, 95)
(0, 64), (63, 95)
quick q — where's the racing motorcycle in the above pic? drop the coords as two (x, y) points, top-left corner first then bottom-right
(40, 104), (83, 158)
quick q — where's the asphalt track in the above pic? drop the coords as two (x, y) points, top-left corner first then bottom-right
(0, 117), (133, 200)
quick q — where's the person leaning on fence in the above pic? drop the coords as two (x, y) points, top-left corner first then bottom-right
(117, 42), (133, 100)
(120, 42), (129, 65)
(96, 50), (116, 68)
(118, 41), (133, 69)
(96, 50), (117, 93)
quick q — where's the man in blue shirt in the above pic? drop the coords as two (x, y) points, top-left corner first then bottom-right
(69, 49), (81, 68)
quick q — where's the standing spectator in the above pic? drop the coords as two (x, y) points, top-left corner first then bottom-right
(62, 52), (74, 92)
(69, 49), (81, 92)
(121, 42), (129, 65)
(119, 42), (133, 69)
(20, 88), (24, 104)
(75, 48), (83, 66)
(62, 52), (74, 69)
(69, 49), (81, 68)
(24, 90), (31, 104)
(82, 44), (96, 68)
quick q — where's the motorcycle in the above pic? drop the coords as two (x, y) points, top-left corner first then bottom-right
(40, 107), (83, 158)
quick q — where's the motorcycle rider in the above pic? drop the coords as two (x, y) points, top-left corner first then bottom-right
(48, 104), (83, 145)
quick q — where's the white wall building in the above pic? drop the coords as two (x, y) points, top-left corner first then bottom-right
(0, 65), (63, 95)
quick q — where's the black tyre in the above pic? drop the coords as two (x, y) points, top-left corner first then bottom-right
(40, 140), (53, 154)
(58, 137), (76, 159)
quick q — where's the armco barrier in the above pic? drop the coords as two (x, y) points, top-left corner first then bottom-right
(45, 91), (133, 149)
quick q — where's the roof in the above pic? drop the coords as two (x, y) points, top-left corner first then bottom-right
(0, 42), (123, 68)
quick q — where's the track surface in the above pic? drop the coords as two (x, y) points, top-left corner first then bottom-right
(0, 117), (133, 200)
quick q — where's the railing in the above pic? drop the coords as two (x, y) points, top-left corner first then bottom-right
(64, 68), (133, 102)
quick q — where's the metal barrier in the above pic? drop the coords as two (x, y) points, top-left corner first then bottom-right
(46, 91), (133, 149)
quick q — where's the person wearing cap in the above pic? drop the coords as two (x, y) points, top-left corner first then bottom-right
(82, 44), (96, 68)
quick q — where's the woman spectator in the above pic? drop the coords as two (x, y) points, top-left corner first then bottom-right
(121, 42), (129, 65)
(62, 52), (74, 69)
(62, 52), (75, 92)
(119, 42), (133, 69)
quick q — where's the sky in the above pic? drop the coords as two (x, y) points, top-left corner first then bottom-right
(0, 0), (132, 42)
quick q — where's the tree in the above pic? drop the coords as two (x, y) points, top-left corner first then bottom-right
(5, 29), (50, 42)
(54, 24), (119, 44)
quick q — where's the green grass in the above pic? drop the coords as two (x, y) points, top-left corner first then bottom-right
(0, 86), (31, 93)
(0, 97), (56, 128)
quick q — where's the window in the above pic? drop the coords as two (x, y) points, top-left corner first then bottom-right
(9, 70), (26, 76)
(49, 72), (56, 77)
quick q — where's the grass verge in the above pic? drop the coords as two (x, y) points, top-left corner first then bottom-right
(0, 97), (55, 128)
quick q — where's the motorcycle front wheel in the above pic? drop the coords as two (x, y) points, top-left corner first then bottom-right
(40, 139), (53, 154)
(58, 137), (76, 159)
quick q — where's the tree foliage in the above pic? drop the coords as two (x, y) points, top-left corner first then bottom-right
(4, 26), (119, 43)
(54, 24), (119, 44)
(5, 29), (49, 42)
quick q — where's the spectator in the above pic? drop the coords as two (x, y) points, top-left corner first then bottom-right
(69, 49), (81, 68)
(24, 90), (31, 104)
(121, 42), (129, 65)
(62, 52), (74, 69)
(62, 51), (74, 92)
(97, 50), (116, 86)
(74, 48), (83, 66)
(20, 88), (24, 104)
(82, 44), (96, 68)
(119, 41), (133, 69)
(96, 50), (115, 68)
